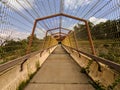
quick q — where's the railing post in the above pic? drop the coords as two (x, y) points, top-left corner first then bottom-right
(68, 36), (72, 47)
(40, 31), (48, 57)
(84, 21), (102, 71)
(26, 20), (37, 54)
(73, 31), (79, 50)
(73, 31), (81, 57)
(42, 31), (48, 50)
(85, 21), (96, 55)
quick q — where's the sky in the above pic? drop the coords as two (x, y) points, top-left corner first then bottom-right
(0, 0), (119, 40)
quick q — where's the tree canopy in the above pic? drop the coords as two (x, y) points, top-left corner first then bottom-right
(74, 19), (120, 40)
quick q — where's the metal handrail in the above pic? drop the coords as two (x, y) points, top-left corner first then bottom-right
(0, 44), (57, 72)
(62, 44), (120, 73)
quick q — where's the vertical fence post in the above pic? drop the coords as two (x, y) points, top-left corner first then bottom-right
(40, 31), (48, 57)
(85, 21), (102, 71)
(26, 20), (37, 54)
(68, 34), (72, 47)
(73, 31), (79, 50)
(42, 31), (49, 49)
(85, 21), (96, 55)
(73, 31), (81, 57)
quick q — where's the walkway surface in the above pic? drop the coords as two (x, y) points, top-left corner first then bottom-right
(24, 45), (95, 90)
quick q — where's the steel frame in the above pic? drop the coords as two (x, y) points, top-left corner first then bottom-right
(26, 13), (96, 56)
(39, 28), (72, 57)
(51, 32), (67, 36)
(42, 27), (72, 50)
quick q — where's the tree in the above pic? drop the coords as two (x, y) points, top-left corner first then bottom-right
(73, 19), (120, 40)
(91, 20), (119, 40)
(74, 22), (94, 40)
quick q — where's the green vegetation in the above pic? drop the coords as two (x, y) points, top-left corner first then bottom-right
(35, 61), (40, 70)
(85, 60), (93, 73)
(74, 19), (120, 64)
(80, 67), (86, 73)
(80, 60), (93, 74)
(17, 72), (37, 90)
(107, 77), (120, 90)
(78, 40), (120, 64)
(0, 35), (43, 64)
(17, 61), (40, 90)
(90, 81), (106, 90)
(90, 76), (120, 90)
(17, 81), (26, 90)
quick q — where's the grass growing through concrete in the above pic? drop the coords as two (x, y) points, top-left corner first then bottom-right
(17, 62), (40, 90)
(17, 72), (36, 90)
(80, 67), (106, 90)
(107, 77), (120, 90)
(17, 81), (27, 90)
(89, 81), (106, 90)
(80, 67), (87, 73)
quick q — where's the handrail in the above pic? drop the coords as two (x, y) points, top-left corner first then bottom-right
(62, 44), (120, 73)
(0, 44), (57, 72)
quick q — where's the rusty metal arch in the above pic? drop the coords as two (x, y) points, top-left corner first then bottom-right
(27, 13), (96, 55)
(51, 32), (67, 36)
(42, 27), (73, 48)
(42, 27), (72, 37)
(43, 27), (72, 39)
(35, 13), (86, 22)
(40, 27), (71, 39)
(46, 27), (71, 33)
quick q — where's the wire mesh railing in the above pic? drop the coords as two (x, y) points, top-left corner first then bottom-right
(0, 0), (120, 65)
(62, 0), (120, 64)
(0, 0), (58, 64)
(63, 18), (120, 64)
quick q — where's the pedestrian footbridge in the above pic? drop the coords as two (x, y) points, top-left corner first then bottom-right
(0, 0), (120, 90)
(24, 45), (94, 90)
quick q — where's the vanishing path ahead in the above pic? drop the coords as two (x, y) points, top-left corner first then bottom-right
(24, 45), (95, 90)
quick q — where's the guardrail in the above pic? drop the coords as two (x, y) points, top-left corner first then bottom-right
(62, 44), (120, 73)
(0, 45), (57, 72)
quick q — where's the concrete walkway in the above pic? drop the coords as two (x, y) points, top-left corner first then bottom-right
(24, 45), (95, 90)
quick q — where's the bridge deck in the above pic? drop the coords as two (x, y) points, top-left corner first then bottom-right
(24, 45), (95, 90)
